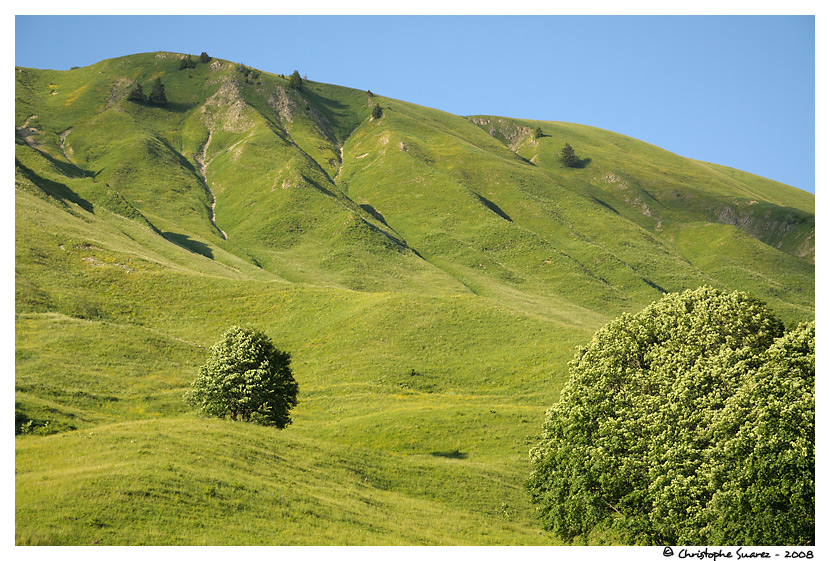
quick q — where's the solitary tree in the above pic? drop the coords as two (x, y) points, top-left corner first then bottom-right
(185, 325), (299, 428)
(534, 126), (544, 139)
(148, 77), (168, 107)
(559, 143), (580, 167)
(288, 70), (303, 89)
(527, 287), (814, 545)
(127, 82), (146, 103)
(371, 104), (383, 120)
(199, 51), (212, 63)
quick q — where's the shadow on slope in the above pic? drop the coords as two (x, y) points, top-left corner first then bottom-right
(162, 232), (214, 259)
(16, 159), (94, 213)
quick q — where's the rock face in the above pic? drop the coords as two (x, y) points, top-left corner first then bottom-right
(468, 116), (534, 150)
(202, 79), (251, 133)
(714, 202), (814, 262)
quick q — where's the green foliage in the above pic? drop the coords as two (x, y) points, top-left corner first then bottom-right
(558, 142), (580, 167)
(185, 326), (298, 428)
(148, 77), (168, 107)
(704, 321), (815, 545)
(16, 417), (68, 436)
(126, 82), (146, 103)
(527, 287), (814, 545)
(13, 52), (814, 545)
(179, 56), (197, 70)
(235, 63), (260, 83)
(371, 104), (383, 120)
(288, 70), (303, 89)
(534, 126), (543, 139)
(199, 52), (211, 64)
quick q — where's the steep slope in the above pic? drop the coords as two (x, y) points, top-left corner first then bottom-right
(338, 102), (812, 319)
(16, 53), (463, 294)
(475, 116), (814, 263)
(15, 52), (814, 545)
(15, 52), (814, 317)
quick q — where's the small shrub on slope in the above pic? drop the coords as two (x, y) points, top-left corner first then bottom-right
(179, 56), (197, 70)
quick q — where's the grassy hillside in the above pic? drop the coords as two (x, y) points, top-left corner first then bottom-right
(15, 52), (814, 545)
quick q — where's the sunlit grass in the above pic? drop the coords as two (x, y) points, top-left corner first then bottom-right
(15, 51), (813, 545)
(16, 417), (555, 545)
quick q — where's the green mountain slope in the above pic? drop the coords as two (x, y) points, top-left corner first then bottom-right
(15, 52), (814, 545)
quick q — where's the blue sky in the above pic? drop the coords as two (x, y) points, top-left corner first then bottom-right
(14, 14), (816, 193)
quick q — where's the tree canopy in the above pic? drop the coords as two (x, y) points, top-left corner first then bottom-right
(179, 56), (197, 70)
(559, 143), (581, 167)
(148, 77), (168, 107)
(527, 287), (814, 545)
(288, 70), (303, 89)
(185, 325), (299, 428)
(126, 82), (146, 103)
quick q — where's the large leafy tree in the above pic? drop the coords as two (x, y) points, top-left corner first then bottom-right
(185, 326), (299, 428)
(527, 287), (814, 545)
(703, 322), (814, 544)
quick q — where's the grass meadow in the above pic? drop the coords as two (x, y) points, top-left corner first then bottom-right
(15, 52), (814, 545)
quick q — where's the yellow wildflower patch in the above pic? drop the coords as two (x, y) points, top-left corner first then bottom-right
(64, 84), (90, 106)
